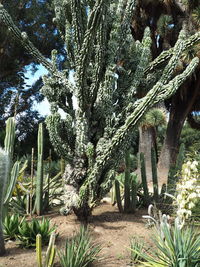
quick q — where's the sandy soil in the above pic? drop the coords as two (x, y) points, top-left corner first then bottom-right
(0, 203), (152, 267)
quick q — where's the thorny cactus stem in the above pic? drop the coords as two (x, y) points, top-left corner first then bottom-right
(0, 149), (9, 256)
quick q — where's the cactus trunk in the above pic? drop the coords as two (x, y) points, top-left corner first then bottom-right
(140, 152), (150, 207)
(0, 149), (9, 256)
(124, 150), (131, 213)
(36, 123), (44, 216)
(115, 179), (123, 213)
(151, 147), (159, 202)
(130, 178), (137, 213)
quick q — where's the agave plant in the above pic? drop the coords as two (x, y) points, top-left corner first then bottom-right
(17, 217), (56, 248)
(131, 221), (200, 267)
(58, 226), (101, 267)
(3, 214), (23, 240)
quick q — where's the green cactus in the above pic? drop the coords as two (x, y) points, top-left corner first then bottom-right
(140, 152), (150, 207)
(0, 149), (9, 255)
(36, 123), (44, 216)
(115, 179), (123, 213)
(36, 231), (56, 267)
(167, 143), (185, 193)
(124, 150), (131, 212)
(130, 177), (137, 213)
(3, 118), (20, 218)
(151, 147), (159, 202)
(1, 2), (199, 219)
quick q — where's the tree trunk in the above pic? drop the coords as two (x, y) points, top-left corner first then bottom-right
(158, 82), (200, 182)
(138, 126), (157, 183)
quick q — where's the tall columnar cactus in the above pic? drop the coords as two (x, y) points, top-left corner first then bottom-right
(36, 123), (44, 216)
(151, 147), (159, 202)
(3, 118), (20, 217)
(0, 149), (9, 256)
(167, 143), (185, 193)
(1, 1), (200, 219)
(140, 152), (150, 207)
(124, 150), (131, 212)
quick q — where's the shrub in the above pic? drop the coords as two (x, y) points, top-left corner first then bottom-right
(58, 226), (101, 267)
(174, 160), (200, 228)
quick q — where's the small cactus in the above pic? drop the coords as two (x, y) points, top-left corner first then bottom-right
(36, 231), (56, 267)
(36, 123), (44, 215)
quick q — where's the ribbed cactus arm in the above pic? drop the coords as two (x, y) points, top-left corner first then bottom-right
(156, 57), (199, 102)
(145, 31), (200, 75)
(70, 0), (87, 55)
(0, 149), (9, 205)
(128, 27), (152, 98)
(76, 0), (105, 110)
(4, 117), (15, 159)
(160, 30), (186, 84)
(0, 4), (52, 71)
(90, 7), (108, 104)
(46, 113), (74, 162)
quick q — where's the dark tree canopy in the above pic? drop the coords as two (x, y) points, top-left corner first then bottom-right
(0, 0), (65, 153)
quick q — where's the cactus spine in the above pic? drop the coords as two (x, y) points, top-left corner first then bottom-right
(140, 152), (150, 207)
(151, 147), (159, 202)
(36, 123), (44, 216)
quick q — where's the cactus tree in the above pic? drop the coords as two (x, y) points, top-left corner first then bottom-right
(1, 1), (199, 220)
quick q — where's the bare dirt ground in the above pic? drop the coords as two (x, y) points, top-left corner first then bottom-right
(0, 203), (152, 267)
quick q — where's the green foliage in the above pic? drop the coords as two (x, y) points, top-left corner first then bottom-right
(132, 222), (200, 267)
(130, 237), (144, 264)
(180, 123), (200, 154)
(9, 193), (28, 215)
(17, 217), (56, 248)
(58, 227), (101, 267)
(3, 214), (22, 240)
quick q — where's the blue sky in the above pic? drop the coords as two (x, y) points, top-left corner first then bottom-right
(25, 64), (51, 116)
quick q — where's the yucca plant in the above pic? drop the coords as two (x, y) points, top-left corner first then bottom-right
(17, 217), (56, 248)
(131, 221), (200, 267)
(58, 226), (101, 267)
(3, 214), (23, 240)
(130, 237), (145, 264)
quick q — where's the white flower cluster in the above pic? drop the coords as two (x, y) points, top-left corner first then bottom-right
(175, 160), (200, 227)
